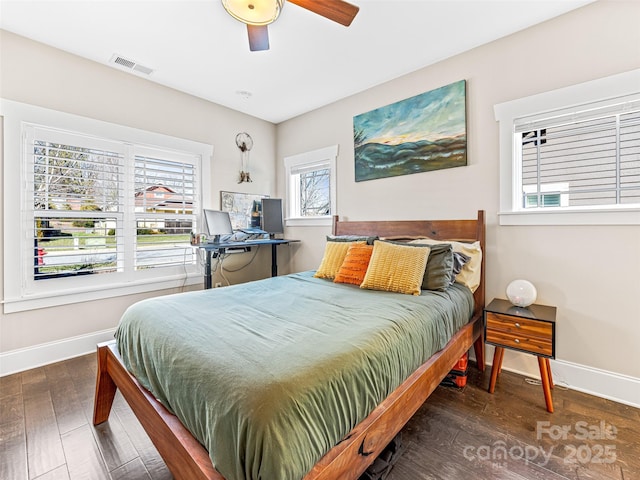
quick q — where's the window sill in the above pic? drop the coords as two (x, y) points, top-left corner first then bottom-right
(285, 216), (332, 228)
(499, 208), (640, 226)
(2, 274), (202, 314)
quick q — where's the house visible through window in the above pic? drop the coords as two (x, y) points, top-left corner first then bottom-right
(517, 109), (640, 210)
(494, 69), (640, 225)
(134, 152), (196, 271)
(284, 145), (337, 226)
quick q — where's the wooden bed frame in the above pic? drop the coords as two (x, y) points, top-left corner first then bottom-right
(93, 210), (486, 480)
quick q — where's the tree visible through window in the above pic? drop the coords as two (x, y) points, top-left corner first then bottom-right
(33, 140), (122, 279)
(284, 145), (337, 225)
(299, 168), (330, 216)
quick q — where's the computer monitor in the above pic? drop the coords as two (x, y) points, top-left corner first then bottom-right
(261, 198), (284, 237)
(203, 209), (233, 243)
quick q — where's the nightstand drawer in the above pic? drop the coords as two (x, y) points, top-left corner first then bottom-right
(486, 312), (553, 340)
(485, 328), (554, 356)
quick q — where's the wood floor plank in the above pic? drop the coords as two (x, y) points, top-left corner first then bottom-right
(60, 424), (110, 480)
(110, 458), (153, 480)
(44, 363), (88, 435)
(32, 465), (70, 480)
(0, 419), (28, 480)
(22, 380), (65, 479)
(92, 410), (140, 472)
(112, 393), (173, 480)
(0, 372), (23, 398)
(0, 392), (24, 426)
(21, 367), (46, 386)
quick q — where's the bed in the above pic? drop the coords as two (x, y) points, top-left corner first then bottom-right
(93, 210), (486, 480)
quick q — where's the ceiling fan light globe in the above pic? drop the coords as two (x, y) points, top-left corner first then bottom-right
(222, 0), (283, 26)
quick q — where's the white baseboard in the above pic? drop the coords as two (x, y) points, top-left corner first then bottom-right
(547, 359), (640, 409)
(474, 346), (640, 409)
(0, 328), (116, 377)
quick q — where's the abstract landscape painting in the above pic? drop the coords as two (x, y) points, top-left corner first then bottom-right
(353, 80), (467, 182)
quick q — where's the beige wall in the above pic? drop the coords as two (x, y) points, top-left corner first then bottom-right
(277, 1), (640, 379)
(0, 30), (280, 352)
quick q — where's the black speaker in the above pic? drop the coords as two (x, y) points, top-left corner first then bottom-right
(261, 198), (284, 236)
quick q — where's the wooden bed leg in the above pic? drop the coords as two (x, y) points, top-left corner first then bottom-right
(545, 358), (554, 389)
(93, 342), (118, 425)
(538, 357), (554, 413)
(488, 347), (504, 394)
(473, 335), (485, 372)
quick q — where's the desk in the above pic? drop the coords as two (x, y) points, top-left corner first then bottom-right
(198, 239), (298, 289)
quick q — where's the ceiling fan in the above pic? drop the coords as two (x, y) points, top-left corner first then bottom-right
(222, 0), (360, 51)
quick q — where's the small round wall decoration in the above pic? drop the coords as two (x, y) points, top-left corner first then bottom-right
(506, 279), (537, 307)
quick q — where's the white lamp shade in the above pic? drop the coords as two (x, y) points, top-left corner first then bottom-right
(506, 280), (537, 307)
(222, 0), (283, 25)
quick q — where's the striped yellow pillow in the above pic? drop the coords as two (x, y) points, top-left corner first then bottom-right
(360, 241), (430, 296)
(314, 241), (365, 280)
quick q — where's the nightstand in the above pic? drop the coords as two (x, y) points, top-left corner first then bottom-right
(484, 298), (557, 412)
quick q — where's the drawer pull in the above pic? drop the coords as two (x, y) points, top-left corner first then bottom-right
(515, 322), (521, 328)
(514, 338), (520, 344)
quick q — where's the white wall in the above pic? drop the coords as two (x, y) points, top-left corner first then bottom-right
(276, 0), (640, 393)
(0, 30), (280, 361)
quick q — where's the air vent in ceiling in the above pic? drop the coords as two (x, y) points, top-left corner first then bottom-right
(110, 54), (154, 76)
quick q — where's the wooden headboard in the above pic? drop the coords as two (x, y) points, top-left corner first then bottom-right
(332, 210), (486, 319)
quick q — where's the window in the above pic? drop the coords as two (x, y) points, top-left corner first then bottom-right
(284, 145), (337, 227)
(2, 100), (211, 312)
(495, 69), (640, 225)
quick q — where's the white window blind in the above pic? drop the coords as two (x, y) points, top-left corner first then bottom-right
(30, 127), (125, 280)
(24, 124), (200, 292)
(515, 98), (640, 210)
(134, 151), (197, 270)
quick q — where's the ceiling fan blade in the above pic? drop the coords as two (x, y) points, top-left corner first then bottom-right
(288, 0), (359, 27)
(247, 25), (270, 51)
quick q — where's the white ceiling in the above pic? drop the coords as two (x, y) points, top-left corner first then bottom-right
(1, 0), (593, 124)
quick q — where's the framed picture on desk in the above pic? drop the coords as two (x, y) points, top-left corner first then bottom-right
(220, 191), (269, 230)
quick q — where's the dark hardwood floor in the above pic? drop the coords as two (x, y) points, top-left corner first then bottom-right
(1, 353), (638, 480)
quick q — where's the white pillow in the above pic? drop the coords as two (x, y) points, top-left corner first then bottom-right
(409, 238), (482, 293)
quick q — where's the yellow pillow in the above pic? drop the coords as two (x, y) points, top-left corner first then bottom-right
(315, 241), (365, 279)
(360, 241), (430, 296)
(409, 238), (482, 292)
(334, 243), (374, 286)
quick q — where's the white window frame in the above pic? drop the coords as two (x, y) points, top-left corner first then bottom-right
(284, 145), (338, 227)
(494, 69), (640, 226)
(2, 100), (212, 313)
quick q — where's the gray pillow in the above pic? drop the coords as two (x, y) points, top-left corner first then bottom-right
(422, 243), (454, 291)
(327, 235), (378, 245)
(450, 251), (471, 285)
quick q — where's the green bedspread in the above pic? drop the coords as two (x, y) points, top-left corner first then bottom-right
(115, 271), (473, 480)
